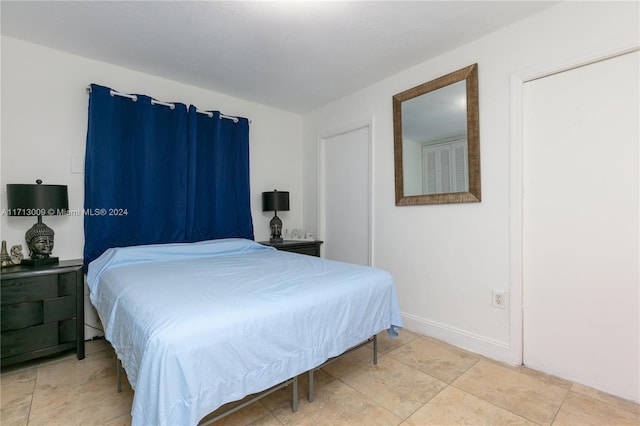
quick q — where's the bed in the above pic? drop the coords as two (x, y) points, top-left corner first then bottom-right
(87, 238), (402, 425)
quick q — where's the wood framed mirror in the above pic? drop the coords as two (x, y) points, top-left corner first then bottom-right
(393, 63), (480, 205)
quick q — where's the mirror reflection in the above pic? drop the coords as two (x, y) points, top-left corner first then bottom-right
(393, 64), (481, 205)
(402, 80), (468, 196)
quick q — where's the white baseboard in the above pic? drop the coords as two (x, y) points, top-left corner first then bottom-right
(401, 312), (515, 365)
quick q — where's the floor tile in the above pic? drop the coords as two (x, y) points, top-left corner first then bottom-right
(85, 338), (114, 356)
(340, 354), (447, 418)
(553, 390), (640, 426)
(99, 412), (133, 426)
(487, 360), (573, 390)
(320, 346), (377, 379)
(453, 359), (568, 425)
(27, 347), (133, 425)
(0, 366), (37, 425)
(270, 380), (402, 426)
(376, 329), (419, 354)
(200, 398), (271, 426)
(570, 382), (640, 416)
(387, 335), (481, 383)
(406, 386), (537, 425)
(246, 413), (284, 426)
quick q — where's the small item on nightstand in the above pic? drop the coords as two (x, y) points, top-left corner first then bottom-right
(10, 244), (24, 265)
(0, 240), (12, 267)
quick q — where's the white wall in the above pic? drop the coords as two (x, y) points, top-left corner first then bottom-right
(302, 1), (639, 399)
(1, 36), (304, 337)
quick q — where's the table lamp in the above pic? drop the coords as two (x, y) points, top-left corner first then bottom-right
(6, 179), (69, 266)
(262, 189), (289, 244)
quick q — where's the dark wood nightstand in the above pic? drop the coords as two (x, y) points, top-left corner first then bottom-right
(259, 240), (323, 257)
(1, 259), (85, 367)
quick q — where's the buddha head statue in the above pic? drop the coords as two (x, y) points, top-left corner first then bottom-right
(25, 221), (55, 259)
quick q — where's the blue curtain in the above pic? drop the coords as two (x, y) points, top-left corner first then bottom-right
(186, 107), (253, 242)
(84, 85), (253, 268)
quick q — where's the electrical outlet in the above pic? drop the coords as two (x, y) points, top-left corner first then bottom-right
(492, 290), (506, 309)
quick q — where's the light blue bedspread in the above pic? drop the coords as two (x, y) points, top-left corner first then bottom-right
(87, 238), (402, 425)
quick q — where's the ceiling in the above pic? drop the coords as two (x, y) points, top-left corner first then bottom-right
(1, 1), (557, 114)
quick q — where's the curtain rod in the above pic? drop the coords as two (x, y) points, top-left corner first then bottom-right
(86, 86), (249, 123)
(196, 110), (242, 123)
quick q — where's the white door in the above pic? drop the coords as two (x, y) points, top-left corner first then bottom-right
(320, 125), (371, 265)
(522, 51), (639, 401)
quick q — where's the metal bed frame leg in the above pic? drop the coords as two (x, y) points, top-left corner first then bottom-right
(373, 334), (378, 365)
(116, 358), (122, 393)
(292, 376), (298, 412)
(308, 370), (314, 402)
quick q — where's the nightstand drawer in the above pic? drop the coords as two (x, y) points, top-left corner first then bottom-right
(1, 322), (59, 358)
(280, 245), (319, 256)
(59, 318), (77, 343)
(1, 302), (43, 331)
(43, 295), (76, 323)
(1, 275), (58, 305)
(1, 296), (76, 332)
(58, 272), (78, 296)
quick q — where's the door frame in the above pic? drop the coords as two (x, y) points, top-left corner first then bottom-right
(317, 119), (374, 265)
(508, 43), (639, 365)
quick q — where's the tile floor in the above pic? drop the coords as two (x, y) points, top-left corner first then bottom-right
(1, 330), (638, 425)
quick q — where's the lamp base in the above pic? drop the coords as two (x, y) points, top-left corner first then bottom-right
(269, 214), (283, 244)
(21, 257), (59, 267)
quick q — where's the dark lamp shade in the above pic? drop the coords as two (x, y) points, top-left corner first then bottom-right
(262, 190), (289, 212)
(7, 183), (69, 215)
